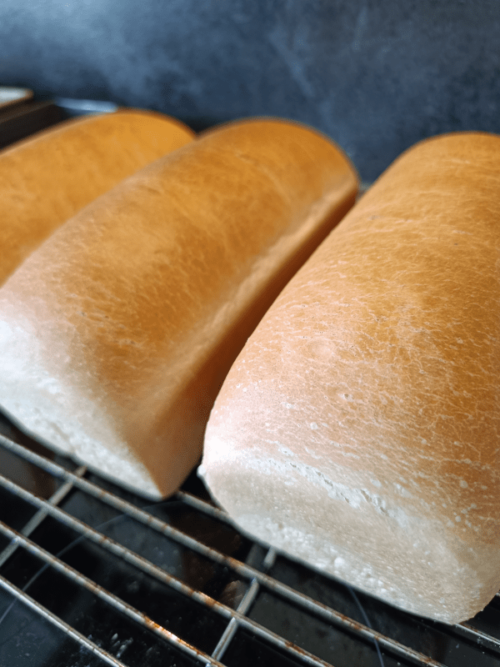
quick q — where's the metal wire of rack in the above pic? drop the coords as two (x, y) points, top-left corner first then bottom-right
(0, 416), (499, 667)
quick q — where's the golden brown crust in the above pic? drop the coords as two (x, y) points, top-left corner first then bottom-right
(0, 109), (195, 285)
(202, 131), (500, 623)
(0, 117), (358, 499)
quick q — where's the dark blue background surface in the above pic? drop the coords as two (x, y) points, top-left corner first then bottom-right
(1, 0), (499, 180)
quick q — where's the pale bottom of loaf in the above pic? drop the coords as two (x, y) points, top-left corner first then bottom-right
(200, 443), (499, 624)
(0, 316), (160, 498)
(0, 396), (159, 498)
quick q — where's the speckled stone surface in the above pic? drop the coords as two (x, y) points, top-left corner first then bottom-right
(1, 0), (499, 181)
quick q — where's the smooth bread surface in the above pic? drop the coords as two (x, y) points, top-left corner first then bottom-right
(202, 132), (500, 624)
(0, 118), (358, 498)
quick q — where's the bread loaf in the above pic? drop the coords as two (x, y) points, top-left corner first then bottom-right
(0, 109), (194, 285)
(0, 118), (358, 499)
(201, 132), (500, 624)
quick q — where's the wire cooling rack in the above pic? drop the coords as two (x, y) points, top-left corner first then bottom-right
(0, 414), (499, 667)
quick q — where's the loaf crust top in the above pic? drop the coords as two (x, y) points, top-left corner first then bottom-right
(0, 109), (195, 284)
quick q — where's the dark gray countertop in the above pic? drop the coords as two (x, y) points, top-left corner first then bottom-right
(1, 0), (499, 181)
